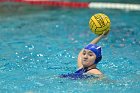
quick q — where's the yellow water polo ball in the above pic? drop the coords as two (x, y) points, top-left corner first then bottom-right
(89, 13), (111, 35)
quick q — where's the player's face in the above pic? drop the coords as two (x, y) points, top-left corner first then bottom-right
(81, 49), (96, 67)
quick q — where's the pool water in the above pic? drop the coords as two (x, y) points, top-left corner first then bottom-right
(0, 7), (140, 93)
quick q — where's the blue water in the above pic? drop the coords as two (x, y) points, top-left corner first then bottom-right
(0, 7), (140, 93)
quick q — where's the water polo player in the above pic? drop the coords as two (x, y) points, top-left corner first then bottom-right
(60, 32), (107, 79)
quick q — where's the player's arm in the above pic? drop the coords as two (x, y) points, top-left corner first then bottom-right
(90, 31), (108, 44)
(90, 34), (104, 44)
(77, 50), (83, 68)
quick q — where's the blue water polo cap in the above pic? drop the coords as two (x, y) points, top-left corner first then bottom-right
(84, 44), (102, 64)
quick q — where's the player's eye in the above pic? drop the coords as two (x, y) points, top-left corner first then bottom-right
(89, 54), (93, 56)
(83, 51), (86, 55)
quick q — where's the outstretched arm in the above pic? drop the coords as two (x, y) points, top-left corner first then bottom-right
(90, 34), (105, 44)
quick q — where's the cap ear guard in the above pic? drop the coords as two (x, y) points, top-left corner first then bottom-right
(94, 56), (102, 64)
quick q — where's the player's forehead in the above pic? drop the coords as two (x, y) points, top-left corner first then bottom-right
(83, 49), (94, 54)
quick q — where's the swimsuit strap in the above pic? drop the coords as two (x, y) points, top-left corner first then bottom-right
(75, 68), (86, 74)
(84, 67), (98, 72)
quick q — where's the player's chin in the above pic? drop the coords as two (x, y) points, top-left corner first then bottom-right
(83, 64), (88, 68)
(82, 62), (89, 67)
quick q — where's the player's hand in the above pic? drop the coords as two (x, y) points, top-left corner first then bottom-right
(100, 30), (110, 38)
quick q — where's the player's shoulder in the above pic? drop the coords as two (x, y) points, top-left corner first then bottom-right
(87, 69), (102, 75)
